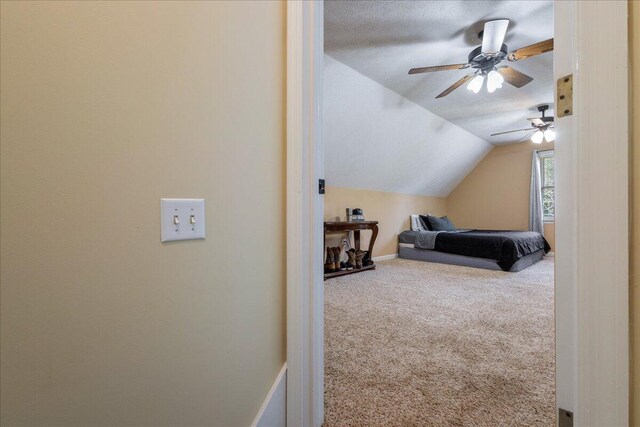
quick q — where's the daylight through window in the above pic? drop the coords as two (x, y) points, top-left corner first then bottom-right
(539, 151), (555, 221)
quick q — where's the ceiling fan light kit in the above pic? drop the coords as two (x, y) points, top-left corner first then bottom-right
(491, 104), (555, 144)
(467, 74), (484, 93)
(486, 70), (504, 93)
(466, 68), (504, 94)
(531, 130), (545, 144)
(531, 129), (555, 144)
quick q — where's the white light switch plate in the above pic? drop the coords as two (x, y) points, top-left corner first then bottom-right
(161, 198), (205, 242)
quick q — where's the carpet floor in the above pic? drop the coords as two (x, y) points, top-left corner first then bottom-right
(324, 257), (555, 426)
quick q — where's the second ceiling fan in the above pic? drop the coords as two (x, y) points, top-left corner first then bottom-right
(490, 105), (555, 143)
(408, 19), (553, 98)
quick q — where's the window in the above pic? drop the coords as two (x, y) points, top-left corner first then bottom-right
(539, 151), (555, 221)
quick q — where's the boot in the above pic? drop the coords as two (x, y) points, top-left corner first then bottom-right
(325, 247), (335, 273)
(346, 249), (356, 270)
(363, 251), (374, 266)
(333, 247), (346, 271)
(355, 249), (366, 269)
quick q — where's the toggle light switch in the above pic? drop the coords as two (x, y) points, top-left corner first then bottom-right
(161, 198), (205, 242)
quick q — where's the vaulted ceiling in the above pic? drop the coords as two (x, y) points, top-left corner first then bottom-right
(325, 0), (554, 145)
(324, 55), (493, 197)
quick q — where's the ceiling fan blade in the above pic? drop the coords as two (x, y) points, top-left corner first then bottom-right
(481, 19), (509, 56)
(527, 118), (545, 126)
(507, 38), (554, 61)
(408, 63), (469, 75)
(435, 74), (475, 98)
(498, 67), (534, 88)
(516, 131), (536, 143)
(490, 128), (534, 137)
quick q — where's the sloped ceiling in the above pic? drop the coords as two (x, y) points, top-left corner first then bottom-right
(324, 55), (492, 197)
(325, 0), (554, 145)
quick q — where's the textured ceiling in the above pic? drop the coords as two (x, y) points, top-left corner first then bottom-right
(325, 0), (554, 145)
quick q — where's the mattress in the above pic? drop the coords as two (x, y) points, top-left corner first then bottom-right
(398, 246), (545, 272)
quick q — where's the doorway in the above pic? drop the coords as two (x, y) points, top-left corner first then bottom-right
(322, 1), (555, 424)
(286, 1), (630, 426)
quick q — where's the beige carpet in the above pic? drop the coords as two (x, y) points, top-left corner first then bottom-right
(324, 257), (555, 426)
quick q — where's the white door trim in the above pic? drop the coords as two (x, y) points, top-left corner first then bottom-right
(286, 1), (324, 426)
(287, 1), (630, 426)
(554, 1), (629, 425)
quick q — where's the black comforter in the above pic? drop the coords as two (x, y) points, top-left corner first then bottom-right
(434, 230), (551, 271)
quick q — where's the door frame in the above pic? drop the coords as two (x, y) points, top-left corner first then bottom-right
(286, 1), (324, 426)
(286, 1), (630, 426)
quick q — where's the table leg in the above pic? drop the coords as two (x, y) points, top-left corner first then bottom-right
(354, 229), (361, 250)
(367, 224), (379, 261)
(323, 224), (327, 265)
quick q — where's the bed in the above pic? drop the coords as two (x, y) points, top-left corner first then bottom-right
(398, 229), (551, 272)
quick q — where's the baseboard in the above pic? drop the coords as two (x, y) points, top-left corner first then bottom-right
(372, 253), (398, 262)
(251, 363), (287, 427)
(546, 252), (555, 256)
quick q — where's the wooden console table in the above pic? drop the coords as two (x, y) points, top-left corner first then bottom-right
(324, 220), (379, 279)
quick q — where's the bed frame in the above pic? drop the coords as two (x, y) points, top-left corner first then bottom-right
(397, 246), (545, 272)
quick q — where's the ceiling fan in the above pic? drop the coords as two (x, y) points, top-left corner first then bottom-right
(408, 19), (553, 98)
(490, 105), (555, 143)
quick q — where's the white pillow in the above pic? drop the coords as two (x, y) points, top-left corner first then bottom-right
(410, 215), (427, 231)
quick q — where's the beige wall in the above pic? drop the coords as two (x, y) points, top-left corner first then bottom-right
(631, 2), (640, 424)
(324, 186), (446, 257)
(0, 2), (285, 426)
(446, 141), (556, 252)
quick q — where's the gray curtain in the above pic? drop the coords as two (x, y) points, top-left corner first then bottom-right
(529, 151), (544, 235)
